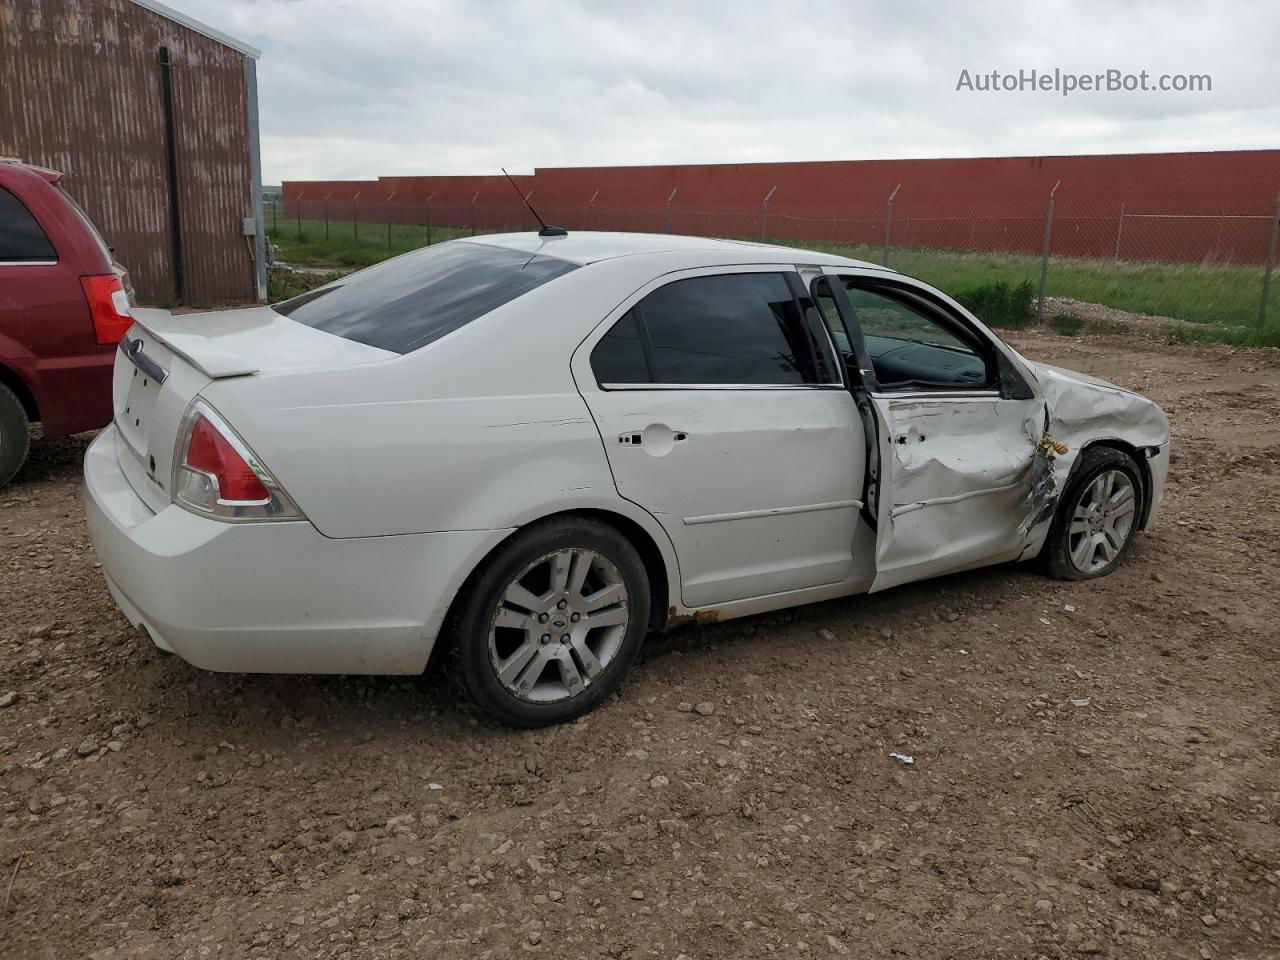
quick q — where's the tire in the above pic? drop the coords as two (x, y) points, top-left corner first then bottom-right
(0, 383), (31, 489)
(448, 517), (651, 728)
(1041, 446), (1145, 581)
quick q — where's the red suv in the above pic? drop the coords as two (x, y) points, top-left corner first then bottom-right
(0, 159), (133, 486)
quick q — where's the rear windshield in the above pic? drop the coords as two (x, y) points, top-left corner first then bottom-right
(273, 241), (579, 354)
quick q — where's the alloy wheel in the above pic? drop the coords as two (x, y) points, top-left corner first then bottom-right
(1067, 468), (1137, 574)
(487, 548), (630, 703)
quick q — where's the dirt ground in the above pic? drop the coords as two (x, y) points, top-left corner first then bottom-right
(2, 330), (1278, 960)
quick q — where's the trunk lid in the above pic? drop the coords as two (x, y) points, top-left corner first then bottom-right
(113, 306), (395, 512)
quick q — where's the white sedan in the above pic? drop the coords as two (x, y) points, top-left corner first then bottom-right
(84, 231), (1170, 727)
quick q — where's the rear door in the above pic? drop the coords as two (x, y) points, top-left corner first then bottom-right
(820, 270), (1046, 592)
(573, 266), (867, 608)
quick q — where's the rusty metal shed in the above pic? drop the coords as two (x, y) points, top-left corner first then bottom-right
(0, 0), (266, 305)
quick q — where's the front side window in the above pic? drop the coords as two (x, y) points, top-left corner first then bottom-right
(274, 241), (579, 354)
(0, 186), (56, 262)
(842, 284), (992, 390)
(591, 272), (823, 386)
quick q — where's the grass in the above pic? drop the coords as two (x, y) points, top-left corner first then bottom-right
(1165, 320), (1280, 347)
(265, 215), (1280, 346)
(266, 218), (476, 267)
(266, 266), (345, 301)
(1050, 314), (1086, 336)
(952, 279), (1036, 329)
(792, 239), (1279, 333)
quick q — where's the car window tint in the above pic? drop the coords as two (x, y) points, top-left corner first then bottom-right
(0, 186), (57, 262)
(639, 273), (809, 385)
(844, 285), (990, 389)
(591, 310), (651, 384)
(273, 241), (579, 354)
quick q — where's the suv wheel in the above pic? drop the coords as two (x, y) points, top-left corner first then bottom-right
(0, 383), (30, 488)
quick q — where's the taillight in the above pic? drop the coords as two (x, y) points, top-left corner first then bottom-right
(80, 274), (132, 345)
(173, 400), (303, 522)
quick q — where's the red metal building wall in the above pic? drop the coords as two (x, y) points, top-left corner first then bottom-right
(283, 150), (1280, 264)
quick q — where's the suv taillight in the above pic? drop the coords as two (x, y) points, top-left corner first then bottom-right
(81, 274), (132, 344)
(173, 400), (303, 522)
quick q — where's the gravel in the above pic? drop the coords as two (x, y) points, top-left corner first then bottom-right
(2, 331), (1279, 959)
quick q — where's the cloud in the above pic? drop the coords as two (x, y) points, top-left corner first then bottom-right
(176, 0), (1280, 184)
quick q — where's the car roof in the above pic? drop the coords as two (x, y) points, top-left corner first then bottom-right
(458, 230), (886, 270)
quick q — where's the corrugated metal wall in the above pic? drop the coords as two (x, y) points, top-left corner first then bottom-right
(284, 151), (1280, 265)
(0, 0), (259, 305)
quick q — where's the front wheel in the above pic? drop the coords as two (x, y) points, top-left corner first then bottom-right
(449, 518), (650, 728)
(1041, 446), (1145, 581)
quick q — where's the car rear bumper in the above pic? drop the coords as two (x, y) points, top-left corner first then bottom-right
(83, 426), (509, 675)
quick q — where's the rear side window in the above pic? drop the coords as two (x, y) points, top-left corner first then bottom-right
(590, 310), (651, 384)
(0, 186), (56, 262)
(273, 241), (579, 354)
(591, 273), (817, 386)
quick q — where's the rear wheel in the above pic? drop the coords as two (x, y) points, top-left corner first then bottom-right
(449, 518), (650, 728)
(0, 383), (31, 488)
(1042, 446), (1144, 580)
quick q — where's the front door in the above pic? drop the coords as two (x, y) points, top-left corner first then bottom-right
(574, 267), (867, 608)
(820, 271), (1046, 592)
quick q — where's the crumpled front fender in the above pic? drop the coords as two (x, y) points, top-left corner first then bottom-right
(1018, 359), (1171, 552)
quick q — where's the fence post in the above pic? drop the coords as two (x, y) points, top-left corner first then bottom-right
(1259, 191), (1280, 329)
(760, 184), (777, 241)
(352, 192), (361, 241)
(296, 191), (303, 241)
(883, 183), (901, 267)
(666, 187), (677, 234)
(471, 191), (479, 236)
(1036, 180), (1062, 326)
(323, 193), (331, 241)
(426, 191), (436, 246)
(1113, 201), (1125, 260)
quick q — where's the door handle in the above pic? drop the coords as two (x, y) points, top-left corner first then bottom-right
(617, 429), (688, 446)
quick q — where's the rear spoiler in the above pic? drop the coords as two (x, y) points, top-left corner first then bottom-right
(128, 308), (259, 378)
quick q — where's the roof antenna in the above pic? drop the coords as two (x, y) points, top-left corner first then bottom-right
(501, 168), (567, 237)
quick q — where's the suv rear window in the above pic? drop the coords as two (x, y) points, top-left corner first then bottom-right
(273, 241), (579, 354)
(0, 186), (57, 262)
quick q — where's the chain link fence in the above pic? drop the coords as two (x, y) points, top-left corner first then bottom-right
(269, 184), (1280, 341)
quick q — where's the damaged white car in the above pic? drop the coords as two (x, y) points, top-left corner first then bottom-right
(83, 231), (1170, 727)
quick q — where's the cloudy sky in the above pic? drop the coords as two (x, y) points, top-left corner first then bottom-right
(176, 0), (1278, 185)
